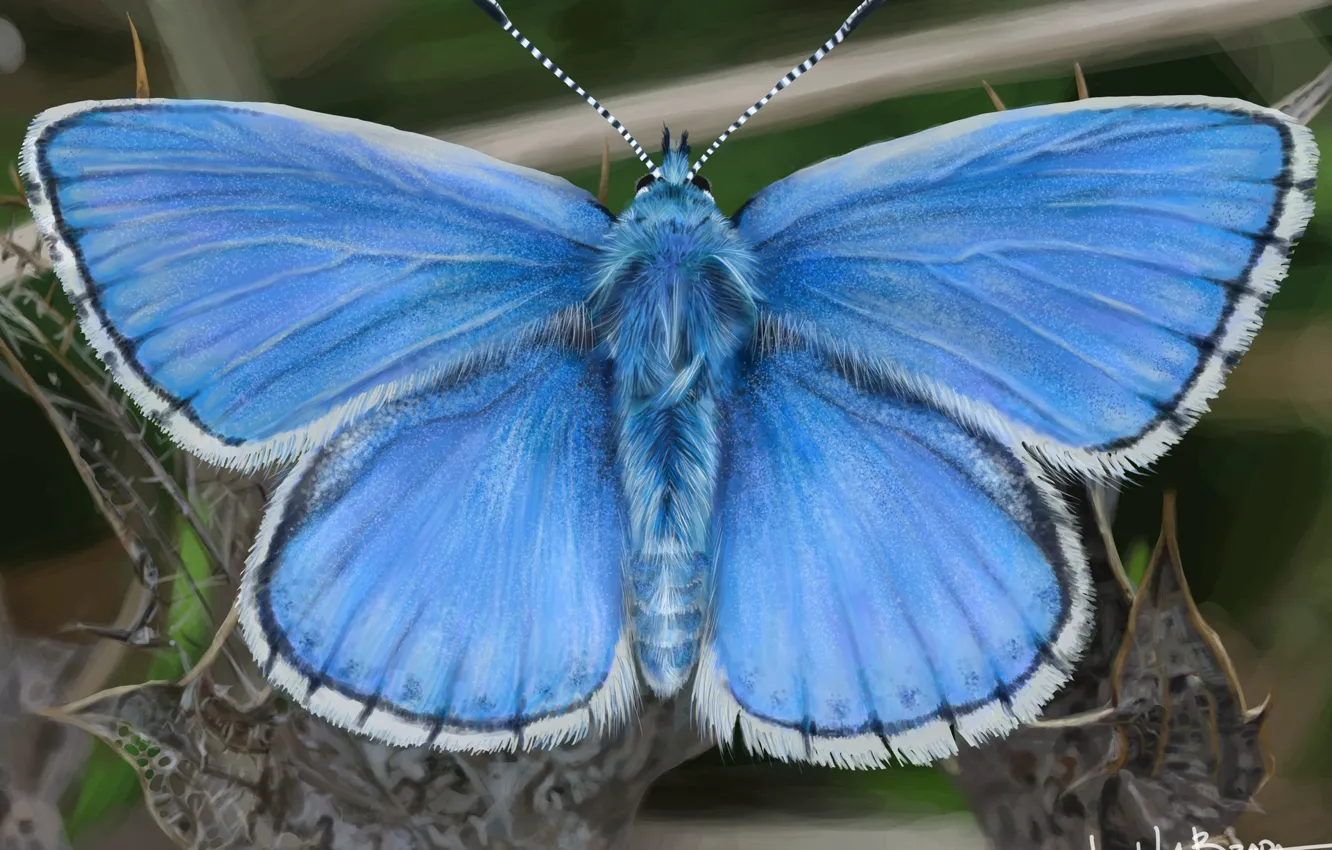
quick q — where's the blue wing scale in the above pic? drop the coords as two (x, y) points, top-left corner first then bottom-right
(20, 99), (611, 470)
(237, 347), (635, 751)
(694, 349), (1091, 767)
(735, 96), (1317, 476)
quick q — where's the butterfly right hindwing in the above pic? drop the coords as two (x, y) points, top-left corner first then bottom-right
(695, 348), (1090, 767)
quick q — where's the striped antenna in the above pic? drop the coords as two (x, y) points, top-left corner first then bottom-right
(688, 0), (887, 179)
(471, 0), (661, 178)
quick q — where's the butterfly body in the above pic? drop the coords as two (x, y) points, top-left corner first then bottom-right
(593, 134), (759, 693)
(21, 80), (1318, 764)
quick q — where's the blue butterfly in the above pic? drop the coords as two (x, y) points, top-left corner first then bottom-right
(19, 0), (1317, 767)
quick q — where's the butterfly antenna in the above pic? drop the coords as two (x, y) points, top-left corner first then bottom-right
(470, 0), (662, 178)
(688, 0), (888, 179)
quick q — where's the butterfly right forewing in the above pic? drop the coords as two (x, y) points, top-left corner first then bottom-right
(729, 97), (1316, 478)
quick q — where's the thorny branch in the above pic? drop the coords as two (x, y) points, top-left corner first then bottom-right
(950, 486), (1274, 850)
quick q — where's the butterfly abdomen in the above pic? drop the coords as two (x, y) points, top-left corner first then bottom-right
(613, 292), (728, 696)
(595, 183), (758, 695)
(622, 394), (715, 695)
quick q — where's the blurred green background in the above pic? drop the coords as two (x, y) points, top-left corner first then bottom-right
(4, 0), (1332, 846)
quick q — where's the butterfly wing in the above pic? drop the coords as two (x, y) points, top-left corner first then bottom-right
(695, 348), (1088, 767)
(240, 345), (633, 750)
(21, 99), (610, 470)
(734, 96), (1317, 475)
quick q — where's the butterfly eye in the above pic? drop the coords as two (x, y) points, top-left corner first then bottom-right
(691, 175), (712, 195)
(635, 175), (658, 195)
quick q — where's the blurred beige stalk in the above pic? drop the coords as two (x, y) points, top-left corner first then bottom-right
(441, 0), (1332, 171)
(142, 0), (271, 100)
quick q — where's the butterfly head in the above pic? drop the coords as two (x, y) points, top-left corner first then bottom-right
(595, 124), (758, 363)
(634, 127), (713, 201)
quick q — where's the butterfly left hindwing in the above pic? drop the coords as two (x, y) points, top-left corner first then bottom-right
(242, 347), (635, 751)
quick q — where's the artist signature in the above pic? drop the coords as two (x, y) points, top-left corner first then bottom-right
(1088, 827), (1332, 850)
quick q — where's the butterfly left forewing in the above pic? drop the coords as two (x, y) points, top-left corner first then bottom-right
(242, 346), (634, 751)
(21, 99), (611, 472)
(732, 96), (1317, 477)
(695, 347), (1089, 767)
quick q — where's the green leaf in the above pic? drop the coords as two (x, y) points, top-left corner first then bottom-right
(64, 739), (143, 838)
(147, 504), (214, 680)
(1124, 539), (1152, 588)
(854, 764), (970, 813)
